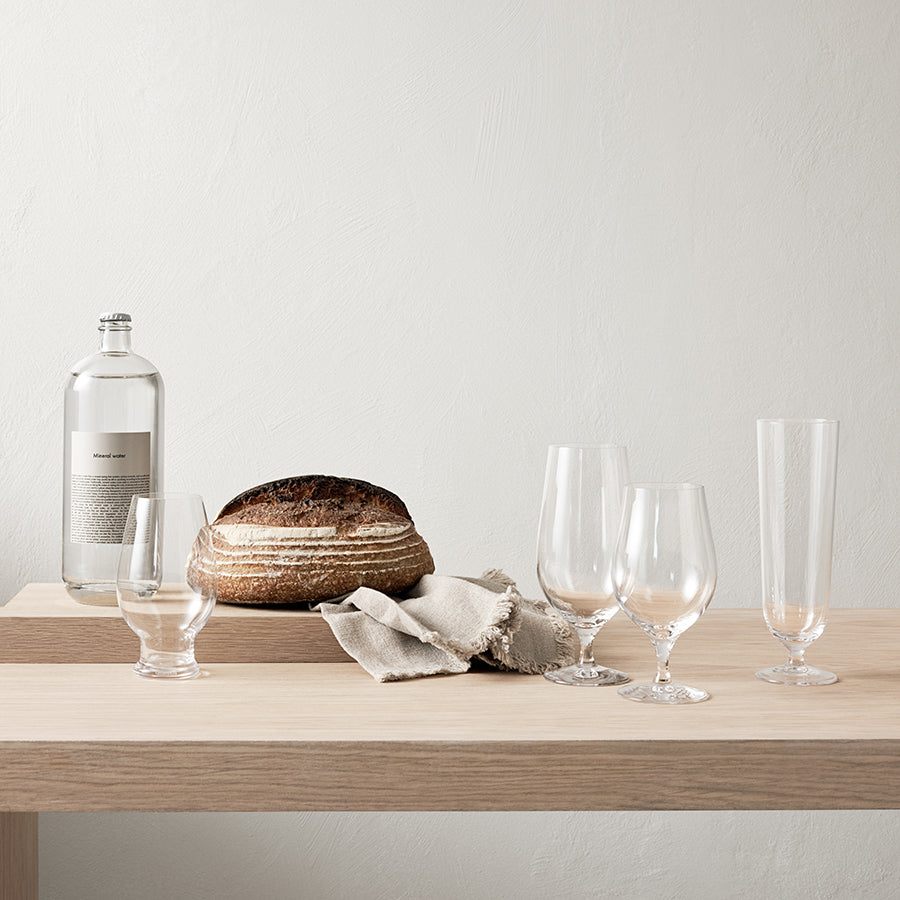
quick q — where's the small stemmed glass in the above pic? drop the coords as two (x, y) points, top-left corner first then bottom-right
(537, 444), (630, 686)
(117, 493), (218, 679)
(613, 483), (717, 704)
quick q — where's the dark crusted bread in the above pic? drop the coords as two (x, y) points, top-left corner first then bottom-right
(200, 475), (435, 605)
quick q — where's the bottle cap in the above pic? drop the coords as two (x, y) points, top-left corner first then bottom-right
(99, 312), (132, 322)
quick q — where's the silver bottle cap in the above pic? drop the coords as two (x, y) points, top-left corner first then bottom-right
(99, 312), (132, 322)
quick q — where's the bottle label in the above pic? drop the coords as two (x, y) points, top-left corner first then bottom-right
(70, 431), (151, 544)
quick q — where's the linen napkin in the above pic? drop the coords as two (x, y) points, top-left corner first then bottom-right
(316, 570), (577, 682)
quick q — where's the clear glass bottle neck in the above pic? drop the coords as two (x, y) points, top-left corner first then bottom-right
(99, 324), (133, 354)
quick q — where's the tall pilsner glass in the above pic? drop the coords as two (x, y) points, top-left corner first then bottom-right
(537, 444), (630, 686)
(756, 419), (839, 686)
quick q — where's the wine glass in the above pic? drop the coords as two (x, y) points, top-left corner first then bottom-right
(536, 444), (630, 686)
(116, 493), (217, 679)
(756, 418), (839, 685)
(613, 483), (717, 704)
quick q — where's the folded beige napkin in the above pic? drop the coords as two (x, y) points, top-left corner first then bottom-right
(316, 570), (577, 682)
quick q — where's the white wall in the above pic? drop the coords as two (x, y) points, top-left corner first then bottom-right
(2, 1), (898, 897)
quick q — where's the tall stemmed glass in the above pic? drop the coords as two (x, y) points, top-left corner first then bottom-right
(756, 419), (839, 685)
(537, 444), (630, 686)
(117, 493), (217, 679)
(613, 483), (717, 704)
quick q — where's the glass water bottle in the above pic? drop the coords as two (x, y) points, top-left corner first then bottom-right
(63, 313), (164, 604)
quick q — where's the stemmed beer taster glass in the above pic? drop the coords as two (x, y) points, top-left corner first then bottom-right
(537, 444), (630, 686)
(613, 484), (717, 704)
(117, 493), (218, 679)
(756, 419), (839, 686)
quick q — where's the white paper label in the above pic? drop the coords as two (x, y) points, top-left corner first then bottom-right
(70, 431), (151, 544)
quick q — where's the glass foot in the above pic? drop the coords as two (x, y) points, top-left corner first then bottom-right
(543, 665), (630, 686)
(618, 682), (708, 704)
(134, 660), (200, 679)
(134, 650), (200, 680)
(756, 664), (837, 686)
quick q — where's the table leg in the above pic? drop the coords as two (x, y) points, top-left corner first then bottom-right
(0, 812), (38, 900)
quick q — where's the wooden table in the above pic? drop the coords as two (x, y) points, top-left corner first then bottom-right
(2, 585), (899, 899)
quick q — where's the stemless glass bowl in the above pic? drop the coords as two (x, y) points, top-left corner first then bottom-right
(613, 483), (717, 704)
(117, 492), (217, 679)
(536, 444), (630, 686)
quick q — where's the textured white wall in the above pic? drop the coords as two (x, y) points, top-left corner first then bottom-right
(1, 1), (898, 897)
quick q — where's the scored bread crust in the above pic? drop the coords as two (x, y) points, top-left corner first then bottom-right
(216, 474), (414, 523)
(201, 475), (435, 605)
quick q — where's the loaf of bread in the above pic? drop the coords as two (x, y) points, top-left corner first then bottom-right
(197, 475), (434, 605)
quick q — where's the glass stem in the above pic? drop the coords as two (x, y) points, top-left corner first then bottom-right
(654, 638), (674, 684)
(784, 641), (807, 670)
(575, 626), (599, 677)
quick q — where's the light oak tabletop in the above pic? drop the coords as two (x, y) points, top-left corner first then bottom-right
(0, 586), (898, 812)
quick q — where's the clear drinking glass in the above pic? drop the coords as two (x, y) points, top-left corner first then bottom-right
(613, 483), (717, 704)
(756, 418), (839, 686)
(537, 444), (630, 686)
(116, 493), (217, 679)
